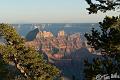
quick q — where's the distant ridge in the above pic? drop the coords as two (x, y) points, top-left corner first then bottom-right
(26, 28), (39, 41)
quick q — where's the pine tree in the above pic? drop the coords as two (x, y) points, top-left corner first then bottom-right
(0, 23), (61, 80)
(84, 0), (120, 79)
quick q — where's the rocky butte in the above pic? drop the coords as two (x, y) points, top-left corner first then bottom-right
(25, 28), (95, 60)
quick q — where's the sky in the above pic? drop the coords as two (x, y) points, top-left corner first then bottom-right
(0, 0), (119, 23)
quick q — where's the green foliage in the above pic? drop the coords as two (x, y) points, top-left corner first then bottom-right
(0, 23), (60, 80)
(85, 16), (120, 54)
(85, 1), (120, 79)
(84, 16), (120, 79)
(84, 57), (118, 80)
(0, 24), (24, 45)
(85, 0), (120, 14)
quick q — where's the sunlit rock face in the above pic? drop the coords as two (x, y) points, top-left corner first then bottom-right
(25, 29), (84, 60)
(36, 31), (53, 38)
(58, 30), (65, 37)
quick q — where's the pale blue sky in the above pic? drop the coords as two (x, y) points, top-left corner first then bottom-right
(0, 0), (119, 23)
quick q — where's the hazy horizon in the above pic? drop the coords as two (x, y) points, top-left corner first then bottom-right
(0, 0), (119, 23)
